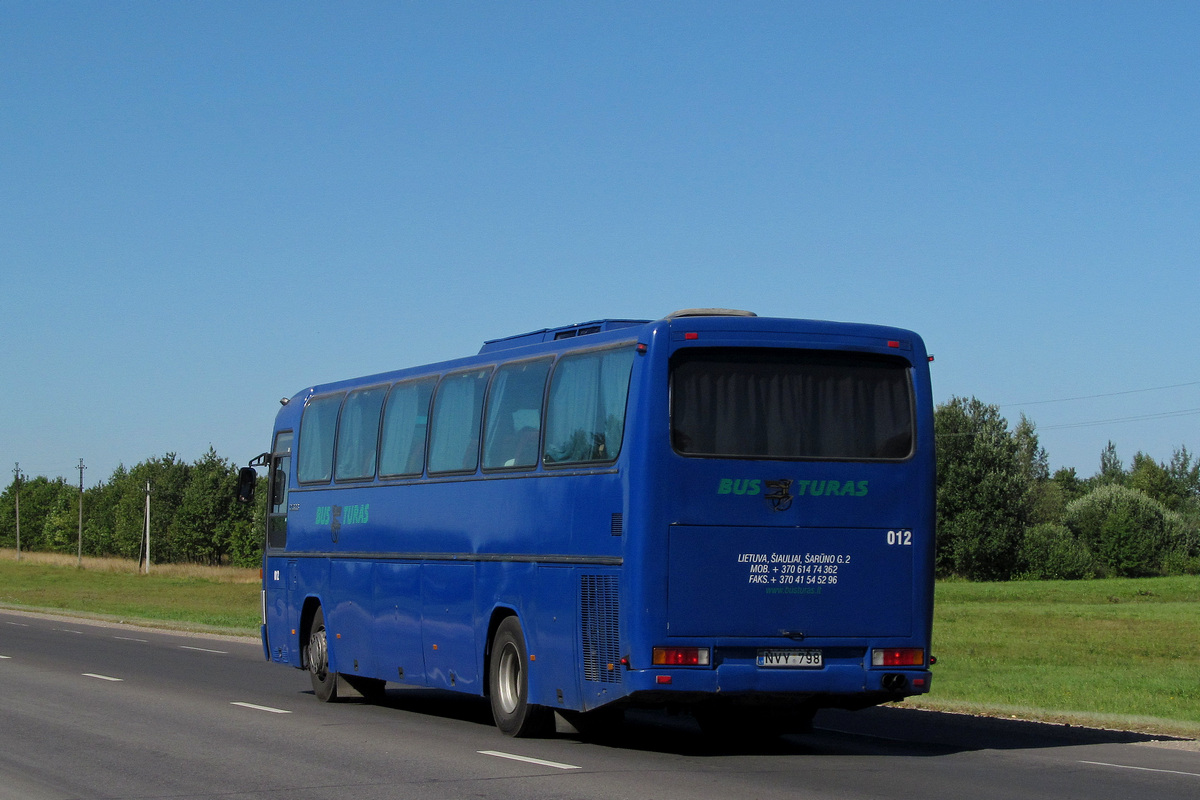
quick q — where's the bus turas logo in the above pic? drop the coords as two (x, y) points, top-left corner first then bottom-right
(764, 479), (793, 512)
(718, 478), (869, 509)
(315, 504), (369, 542)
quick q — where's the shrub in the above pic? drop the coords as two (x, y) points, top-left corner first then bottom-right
(1019, 523), (1097, 580)
(1064, 485), (1181, 577)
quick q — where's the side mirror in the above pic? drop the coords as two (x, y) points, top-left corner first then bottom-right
(236, 467), (258, 504)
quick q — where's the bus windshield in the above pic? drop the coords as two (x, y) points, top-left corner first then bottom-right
(670, 347), (914, 460)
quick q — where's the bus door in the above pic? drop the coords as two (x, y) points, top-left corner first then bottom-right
(267, 431), (292, 550)
(265, 431), (296, 662)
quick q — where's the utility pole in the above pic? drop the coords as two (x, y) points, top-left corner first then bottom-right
(12, 463), (22, 562)
(77, 458), (86, 567)
(143, 481), (152, 575)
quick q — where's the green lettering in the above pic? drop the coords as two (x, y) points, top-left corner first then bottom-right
(718, 478), (733, 494)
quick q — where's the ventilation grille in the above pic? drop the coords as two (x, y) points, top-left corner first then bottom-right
(580, 575), (621, 684)
(610, 513), (624, 537)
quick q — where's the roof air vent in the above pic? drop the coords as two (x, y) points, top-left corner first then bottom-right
(667, 308), (757, 319)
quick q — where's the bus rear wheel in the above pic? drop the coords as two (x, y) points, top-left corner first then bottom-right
(306, 607), (338, 702)
(488, 616), (552, 737)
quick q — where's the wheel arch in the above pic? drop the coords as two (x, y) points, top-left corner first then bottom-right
(298, 595), (324, 670)
(483, 605), (520, 698)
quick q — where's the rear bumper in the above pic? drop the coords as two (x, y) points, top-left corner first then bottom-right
(622, 662), (932, 704)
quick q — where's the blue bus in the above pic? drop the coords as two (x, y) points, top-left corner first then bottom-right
(240, 310), (935, 737)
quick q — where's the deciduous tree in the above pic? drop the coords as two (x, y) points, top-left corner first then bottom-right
(935, 397), (1032, 580)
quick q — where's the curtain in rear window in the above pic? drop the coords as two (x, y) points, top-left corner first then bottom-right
(671, 348), (913, 460)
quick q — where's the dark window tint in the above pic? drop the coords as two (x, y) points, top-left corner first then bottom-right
(483, 359), (551, 470)
(379, 378), (435, 477)
(671, 348), (914, 460)
(544, 347), (635, 465)
(428, 368), (491, 474)
(297, 393), (344, 483)
(267, 430), (292, 549)
(335, 386), (387, 481)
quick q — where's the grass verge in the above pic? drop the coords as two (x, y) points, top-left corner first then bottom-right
(904, 575), (1200, 739)
(0, 550), (259, 633)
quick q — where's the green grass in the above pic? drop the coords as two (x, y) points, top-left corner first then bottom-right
(0, 551), (260, 632)
(2, 551), (1197, 738)
(908, 575), (1200, 738)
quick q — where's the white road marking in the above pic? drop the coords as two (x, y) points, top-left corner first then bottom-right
(0, 655), (11, 659)
(478, 751), (581, 770)
(54, 628), (83, 635)
(5, 621), (29, 627)
(83, 673), (123, 682)
(1080, 760), (1200, 779)
(180, 645), (228, 654)
(114, 636), (149, 643)
(231, 702), (291, 714)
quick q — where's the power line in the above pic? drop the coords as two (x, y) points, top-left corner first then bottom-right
(999, 380), (1200, 408)
(1039, 407), (1200, 431)
(934, 406), (1200, 438)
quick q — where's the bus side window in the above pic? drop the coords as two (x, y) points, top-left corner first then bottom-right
(428, 368), (492, 474)
(483, 359), (551, 470)
(297, 393), (343, 483)
(544, 347), (635, 465)
(335, 386), (388, 481)
(379, 378), (436, 477)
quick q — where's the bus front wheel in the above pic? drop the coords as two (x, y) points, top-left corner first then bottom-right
(306, 607), (338, 702)
(488, 616), (552, 737)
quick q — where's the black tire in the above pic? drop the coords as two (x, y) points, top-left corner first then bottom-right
(488, 616), (553, 737)
(306, 607), (339, 702)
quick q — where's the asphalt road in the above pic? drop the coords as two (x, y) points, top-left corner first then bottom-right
(2, 608), (1197, 800)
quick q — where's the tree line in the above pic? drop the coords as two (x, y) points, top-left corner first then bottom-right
(2, 398), (1198, 579)
(0, 448), (262, 568)
(936, 396), (1200, 580)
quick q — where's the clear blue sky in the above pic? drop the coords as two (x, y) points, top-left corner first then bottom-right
(2, 1), (1197, 485)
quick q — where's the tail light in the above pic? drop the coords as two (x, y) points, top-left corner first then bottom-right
(652, 647), (710, 666)
(872, 648), (925, 667)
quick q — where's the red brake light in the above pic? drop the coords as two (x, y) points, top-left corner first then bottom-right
(652, 647), (710, 666)
(872, 648), (925, 667)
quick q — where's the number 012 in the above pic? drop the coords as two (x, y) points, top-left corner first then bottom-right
(887, 529), (912, 546)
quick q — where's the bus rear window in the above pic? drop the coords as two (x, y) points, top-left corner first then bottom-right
(670, 348), (914, 461)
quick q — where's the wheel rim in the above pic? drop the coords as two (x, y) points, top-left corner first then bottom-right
(496, 641), (522, 715)
(309, 626), (329, 681)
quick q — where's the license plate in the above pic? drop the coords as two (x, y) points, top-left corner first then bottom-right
(756, 648), (823, 668)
